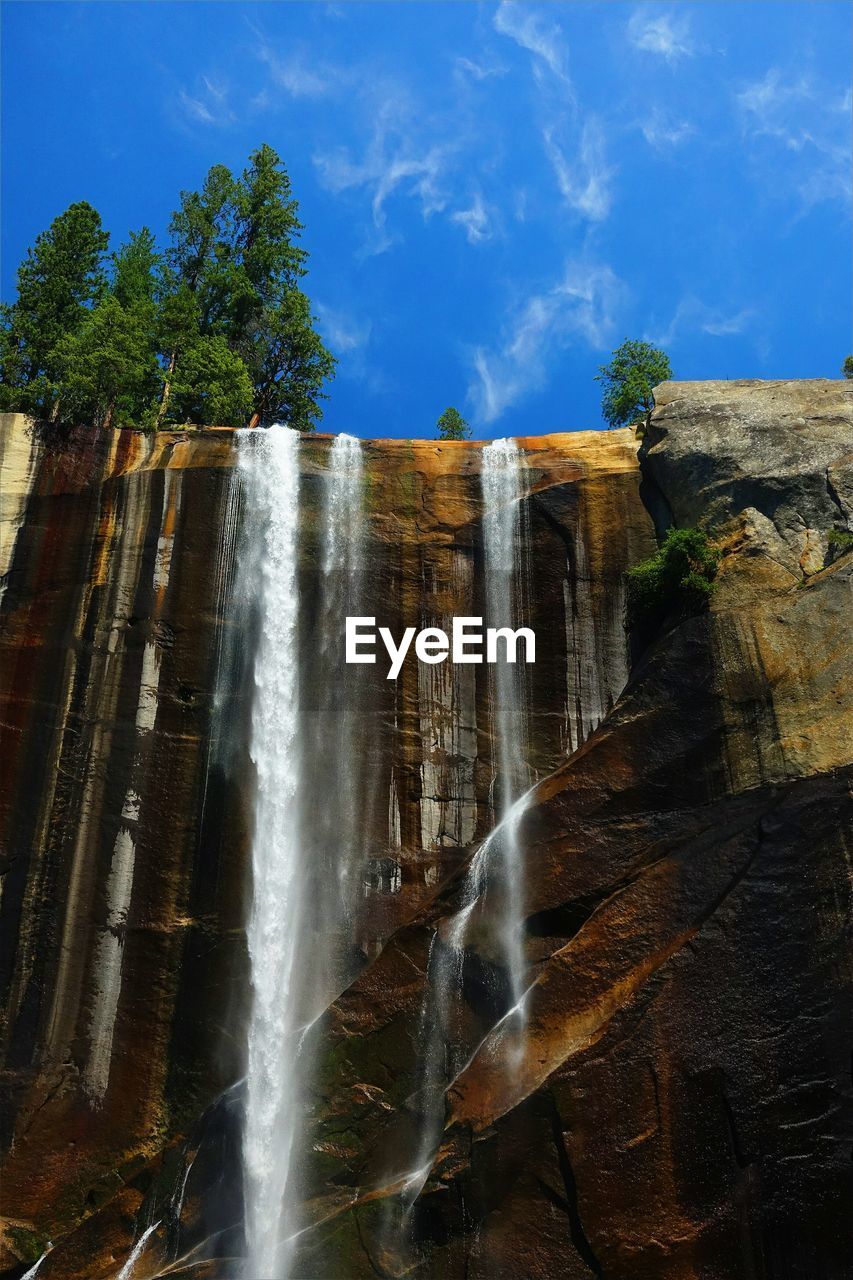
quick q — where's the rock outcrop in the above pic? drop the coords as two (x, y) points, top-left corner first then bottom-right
(0, 379), (851, 1280)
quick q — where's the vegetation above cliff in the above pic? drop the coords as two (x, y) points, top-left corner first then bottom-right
(0, 145), (335, 432)
(596, 339), (672, 432)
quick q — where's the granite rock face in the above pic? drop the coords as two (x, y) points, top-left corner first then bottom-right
(0, 380), (851, 1280)
(284, 382), (853, 1280)
(0, 414), (651, 1276)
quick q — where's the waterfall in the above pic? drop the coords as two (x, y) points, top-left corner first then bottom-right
(322, 433), (364, 580)
(480, 438), (530, 1015)
(237, 428), (530, 1268)
(239, 428), (367, 1280)
(19, 1248), (51, 1280)
(116, 1221), (160, 1280)
(313, 433), (366, 918)
(239, 425), (304, 1280)
(394, 439), (532, 1220)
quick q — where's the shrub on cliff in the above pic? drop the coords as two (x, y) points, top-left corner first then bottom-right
(842, 356), (853, 379)
(596, 338), (672, 432)
(627, 528), (719, 634)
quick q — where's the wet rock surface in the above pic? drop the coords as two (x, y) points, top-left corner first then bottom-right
(1, 380), (851, 1279)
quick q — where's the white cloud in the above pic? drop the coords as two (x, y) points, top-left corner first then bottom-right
(737, 68), (841, 147)
(469, 261), (625, 423)
(451, 192), (493, 243)
(640, 108), (694, 149)
(176, 77), (234, 127)
(455, 54), (507, 82)
(627, 9), (694, 62)
(315, 304), (371, 353)
(736, 68), (851, 210)
(314, 102), (449, 254)
(494, 0), (571, 86)
(647, 297), (755, 348)
(255, 40), (334, 98)
(543, 118), (614, 220)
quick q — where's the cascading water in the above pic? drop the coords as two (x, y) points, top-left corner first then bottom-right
(116, 1221), (161, 1280)
(395, 438), (532, 1217)
(238, 429), (532, 1268)
(239, 427), (367, 1280)
(312, 433), (366, 919)
(239, 425), (304, 1280)
(480, 437), (531, 1017)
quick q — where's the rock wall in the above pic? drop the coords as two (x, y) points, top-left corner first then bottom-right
(0, 413), (653, 1277)
(0, 380), (851, 1279)
(287, 381), (853, 1280)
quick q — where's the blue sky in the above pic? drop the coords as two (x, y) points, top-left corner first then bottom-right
(2, 1), (851, 438)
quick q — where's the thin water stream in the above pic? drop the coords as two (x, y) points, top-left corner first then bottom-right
(394, 438), (533, 1219)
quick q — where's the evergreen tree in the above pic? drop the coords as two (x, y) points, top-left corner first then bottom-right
(246, 288), (335, 430)
(230, 143), (307, 341)
(436, 406), (471, 440)
(53, 229), (160, 428)
(596, 339), (672, 432)
(230, 146), (332, 427)
(0, 201), (108, 417)
(112, 227), (159, 310)
(1, 147), (334, 432)
(154, 277), (202, 427)
(53, 296), (157, 429)
(843, 355), (853, 379)
(168, 335), (254, 427)
(159, 146), (333, 429)
(158, 164), (237, 423)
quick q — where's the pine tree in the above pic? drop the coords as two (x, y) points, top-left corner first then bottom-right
(1, 148), (335, 432)
(230, 146), (332, 428)
(436, 406), (471, 440)
(595, 339), (672, 432)
(246, 288), (336, 430)
(53, 229), (160, 429)
(0, 201), (108, 418)
(158, 164), (237, 424)
(168, 335), (254, 427)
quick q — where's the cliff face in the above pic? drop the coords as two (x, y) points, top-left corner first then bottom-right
(0, 380), (851, 1280)
(0, 414), (652, 1275)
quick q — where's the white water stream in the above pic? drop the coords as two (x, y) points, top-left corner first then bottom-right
(115, 1221), (160, 1279)
(480, 437), (530, 1015)
(239, 427), (367, 1280)
(238, 430), (530, 1271)
(240, 425), (304, 1280)
(398, 438), (532, 1213)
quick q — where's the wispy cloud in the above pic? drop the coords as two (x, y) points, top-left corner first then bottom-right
(543, 118), (614, 220)
(256, 41), (335, 99)
(493, 0), (571, 87)
(451, 192), (493, 244)
(314, 99), (449, 254)
(176, 75), (234, 127)
(736, 67), (851, 209)
(469, 261), (625, 423)
(640, 108), (694, 149)
(647, 297), (755, 348)
(315, 303), (371, 353)
(455, 54), (507, 82)
(627, 9), (694, 62)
